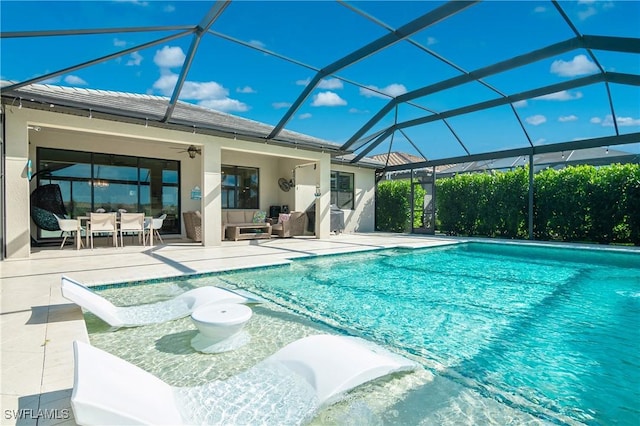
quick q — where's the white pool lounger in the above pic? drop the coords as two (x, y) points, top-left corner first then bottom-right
(61, 275), (262, 330)
(71, 335), (418, 425)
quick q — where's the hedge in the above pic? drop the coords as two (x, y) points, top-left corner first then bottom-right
(376, 163), (640, 245)
(376, 180), (426, 232)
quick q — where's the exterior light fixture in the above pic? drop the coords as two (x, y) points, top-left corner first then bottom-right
(187, 145), (201, 159)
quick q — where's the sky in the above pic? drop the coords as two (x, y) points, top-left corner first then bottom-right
(1, 0), (639, 161)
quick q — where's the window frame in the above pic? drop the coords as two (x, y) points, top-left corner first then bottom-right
(35, 147), (181, 239)
(221, 165), (260, 209)
(330, 170), (355, 210)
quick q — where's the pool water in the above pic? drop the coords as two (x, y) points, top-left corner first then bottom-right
(89, 242), (640, 425)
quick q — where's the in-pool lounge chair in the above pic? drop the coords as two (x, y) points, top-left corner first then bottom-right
(71, 335), (418, 425)
(61, 276), (262, 330)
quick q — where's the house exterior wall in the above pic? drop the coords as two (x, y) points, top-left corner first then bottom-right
(2, 105), (376, 259)
(331, 163), (376, 233)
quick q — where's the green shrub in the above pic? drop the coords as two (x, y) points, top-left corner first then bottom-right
(376, 180), (425, 232)
(427, 163), (639, 245)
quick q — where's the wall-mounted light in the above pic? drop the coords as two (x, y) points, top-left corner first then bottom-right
(27, 125), (41, 132)
(187, 145), (202, 159)
(314, 184), (321, 198)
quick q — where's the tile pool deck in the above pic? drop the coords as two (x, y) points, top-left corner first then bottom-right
(1, 233), (458, 426)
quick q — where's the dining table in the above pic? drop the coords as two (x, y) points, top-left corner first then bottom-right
(76, 214), (153, 249)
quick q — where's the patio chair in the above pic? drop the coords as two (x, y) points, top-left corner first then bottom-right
(271, 211), (307, 238)
(119, 213), (145, 247)
(88, 212), (118, 249)
(145, 213), (167, 245)
(53, 214), (84, 249)
(30, 184), (68, 232)
(70, 335), (418, 425)
(183, 211), (202, 242)
(61, 275), (263, 330)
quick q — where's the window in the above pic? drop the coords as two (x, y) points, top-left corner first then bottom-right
(221, 165), (259, 209)
(331, 171), (354, 209)
(36, 148), (180, 239)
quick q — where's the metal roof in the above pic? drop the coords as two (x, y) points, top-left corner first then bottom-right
(0, 81), (343, 153)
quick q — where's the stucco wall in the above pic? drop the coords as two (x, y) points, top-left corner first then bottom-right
(331, 163), (376, 233)
(2, 106), (376, 258)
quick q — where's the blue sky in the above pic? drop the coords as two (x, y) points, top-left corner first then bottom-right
(1, 0), (639, 161)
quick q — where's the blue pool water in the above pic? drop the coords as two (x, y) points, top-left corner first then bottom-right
(202, 242), (640, 425)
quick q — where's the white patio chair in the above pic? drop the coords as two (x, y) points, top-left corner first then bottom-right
(71, 335), (418, 425)
(119, 213), (145, 247)
(53, 214), (84, 249)
(88, 212), (117, 249)
(145, 213), (167, 245)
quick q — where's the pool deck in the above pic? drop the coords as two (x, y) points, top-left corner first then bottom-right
(1, 232), (460, 426)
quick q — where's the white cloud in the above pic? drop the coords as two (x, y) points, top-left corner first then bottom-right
(182, 81), (229, 100)
(296, 78), (311, 86)
(426, 36), (437, 46)
(578, 0), (596, 4)
(236, 86), (256, 94)
(558, 115), (578, 122)
(616, 116), (640, 126)
(536, 90), (583, 101)
(249, 40), (266, 49)
(64, 75), (87, 85)
(550, 54), (598, 77)
(360, 83), (407, 99)
(163, 4), (175, 12)
(299, 113), (312, 120)
(154, 46), (185, 68)
(126, 51), (143, 66)
(590, 117), (602, 124)
(311, 91), (347, 107)
(273, 102), (292, 109)
(349, 107), (369, 114)
(534, 6), (546, 13)
(534, 138), (547, 144)
(513, 100), (528, 108)
(152, 71), (247, 112)
(113, 38), (127, 47)
(152, 72), (178, 95)
(198, 98), (248, 112)
(318, 78), (343, 90)
(526, 114), (547, 126)
(601, 114), (640, 127)
(578, 6), (597, 20)
(114, 0), (149, 6)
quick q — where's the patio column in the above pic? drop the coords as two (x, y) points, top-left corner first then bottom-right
(4, 107), (31, 259)
(315, 155), (330, 239)
(202, 145), (222, 246)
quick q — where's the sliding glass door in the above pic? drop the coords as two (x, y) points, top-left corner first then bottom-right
(35, 148), (180, 240)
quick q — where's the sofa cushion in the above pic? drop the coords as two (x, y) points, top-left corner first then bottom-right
(227, 210), (246, 224)
(252, 211), (267, 223)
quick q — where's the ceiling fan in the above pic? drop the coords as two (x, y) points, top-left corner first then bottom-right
(171, 145), (201, 159)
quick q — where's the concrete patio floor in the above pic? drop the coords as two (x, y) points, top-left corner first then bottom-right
(1, 233), (456, 426)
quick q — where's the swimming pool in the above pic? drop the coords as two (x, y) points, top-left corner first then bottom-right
(89, 242), (639, 425)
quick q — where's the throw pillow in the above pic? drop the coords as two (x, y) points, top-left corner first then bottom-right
(278, 213), (291, 224)
(252, 210), (267, 223)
